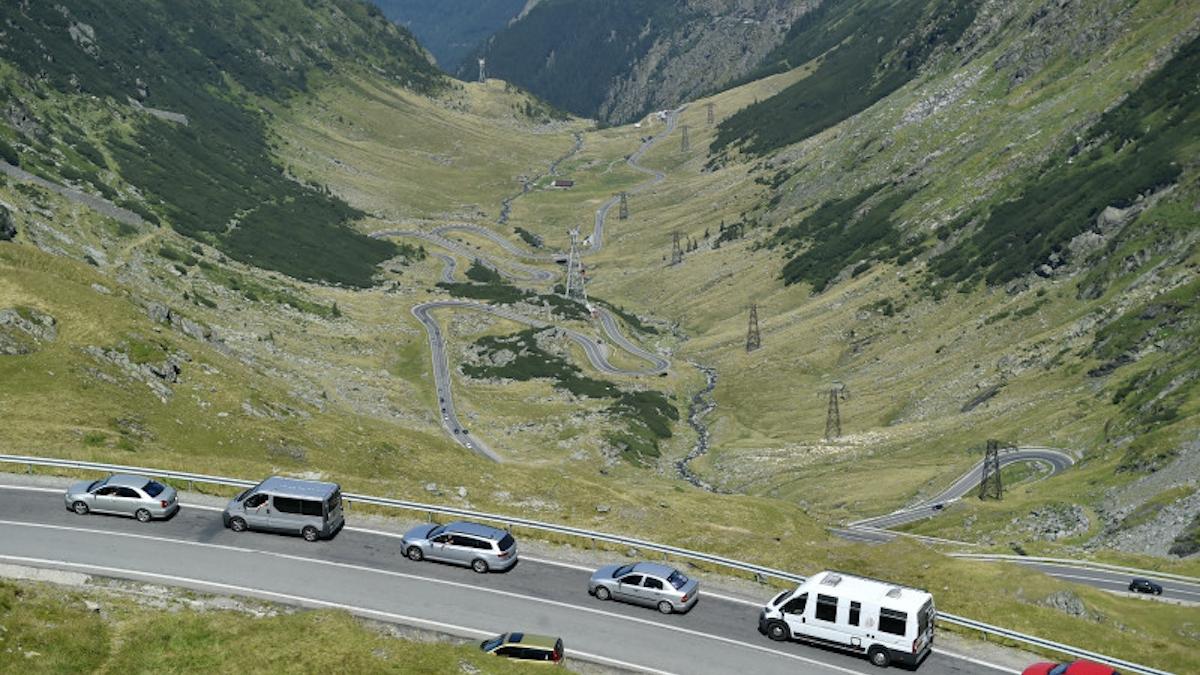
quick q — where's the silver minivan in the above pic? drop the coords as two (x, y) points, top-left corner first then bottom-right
(400, 521), (518, 573)
(222, 476), (343, 542)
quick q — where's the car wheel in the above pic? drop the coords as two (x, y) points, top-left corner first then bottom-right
(1156, 588), (1162, 595)
(471, 558), (489, 574)
(135, 508), (152, 523)
(765, 621), (789, 641)
(230, 517), (247, 532)
(302, 526), (320, 542)
(595, 586), (611, 601)
(657, 600), (673, 615)
(868, 646), (890, 668)
(72, 501), (89, 515)
(406, 546), (424, 561)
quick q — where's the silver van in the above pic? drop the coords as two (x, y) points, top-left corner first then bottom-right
(400, 520), (518, 573)
(222, 476), (343, 542)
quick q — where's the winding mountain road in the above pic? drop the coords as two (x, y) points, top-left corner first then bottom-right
(379, 112), (681, 460)
(411, 298), (668, 461)
(833, 447), (1076, 542)
(590, 108), (682, 253)
(372, 228), (556, 283)
(0, 485), (1013, 675)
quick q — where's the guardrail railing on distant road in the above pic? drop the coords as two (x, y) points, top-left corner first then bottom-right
(0, 454), (1173, 675)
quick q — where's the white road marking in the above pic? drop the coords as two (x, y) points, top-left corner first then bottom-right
(0, 519), (870, 675)
(932, 648), (1021, 674)
(0, 553), (678, 675)
(0, 485), (62, 494)
(1, 485), (1026, 673)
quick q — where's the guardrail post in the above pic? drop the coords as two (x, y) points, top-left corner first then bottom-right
(26, 463), (32, 474)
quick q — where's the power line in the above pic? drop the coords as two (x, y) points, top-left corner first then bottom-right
(564, 228), (588, 303)
(746, 303), (761, 352)
(670, 231), (684, 266)
(822, 383), (848, 440)
(978, 439), (1008, 500)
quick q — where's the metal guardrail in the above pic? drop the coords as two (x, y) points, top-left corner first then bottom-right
(0, 454), (1173, 675)
(948, 553), (1200, 586)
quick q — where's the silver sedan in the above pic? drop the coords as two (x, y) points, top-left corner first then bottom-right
(64, 474), (179, 522)
(588, 561), (699, 614)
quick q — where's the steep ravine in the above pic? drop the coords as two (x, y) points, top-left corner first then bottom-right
(676, 362), (724, 493)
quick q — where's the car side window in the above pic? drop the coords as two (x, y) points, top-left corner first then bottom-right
(116, 487), (140, 498)
(782, 593), (808, 615)
(643, 577), (664, 590)
(95, 486), (118, 496)
(432, 534), (450, 544)
(619, 574), (643, 585)
(494, 646), (518, 657)
(245, 493), (269, 508)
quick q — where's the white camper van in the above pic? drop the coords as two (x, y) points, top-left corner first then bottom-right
(758, 571), (935, 668)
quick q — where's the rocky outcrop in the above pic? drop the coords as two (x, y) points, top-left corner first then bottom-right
(84, 343), (190, 402)
(597, 1), (814, 124)
(0, 307), (57, 355)
(144, 301), (218, 344)
(0, 205), (15, 241)
(1012, 503), (1090, 541)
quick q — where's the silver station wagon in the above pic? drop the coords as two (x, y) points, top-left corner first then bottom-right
(400, 520), (518, 573)
(64, 474), (179, 522)
(589, 561), (700, 614)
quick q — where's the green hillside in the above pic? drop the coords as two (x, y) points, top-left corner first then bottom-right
(0, 0), (441, 287)
(460, 0), (680, 119)
(372, 0), (526, 72)
(2, 0), (1199, 668)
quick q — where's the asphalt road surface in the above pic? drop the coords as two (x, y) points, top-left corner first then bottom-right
(841, 448), (1076, 537)
(0, 486), (1012, 675)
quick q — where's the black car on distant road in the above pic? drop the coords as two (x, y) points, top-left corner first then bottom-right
(1128, 578), (1163, 595)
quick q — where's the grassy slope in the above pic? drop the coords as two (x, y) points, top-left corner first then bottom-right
(0, 580), (530, 674)
(1, 0), (1197, 668)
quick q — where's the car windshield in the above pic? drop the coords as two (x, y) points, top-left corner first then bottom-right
(772, 590), (790, 606)
(428, 525), (445, 539)
(235, 488), (251, 502)
(1048, 665), (1068, 675)
(667, 570), (689, 590)
(143, 480), (166, 497)
(481, 635), (505, 652)
(87, 479), (104, 492)
(613, 564), (636, 578)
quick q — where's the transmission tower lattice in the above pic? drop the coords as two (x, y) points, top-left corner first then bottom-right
(670, 231), (684, 266)
(477, 58), (486, 83)
(681, 124), (690, 152)
(746, 303), (762, 353)
(564, 228), (589, 303)
(706, 102), (715, 126)
(978, 439), (1007, 500)
(618, 191), (629, 220)
(822, 383), (848, 440)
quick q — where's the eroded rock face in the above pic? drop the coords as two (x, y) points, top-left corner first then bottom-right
(0, 307), (57, 355)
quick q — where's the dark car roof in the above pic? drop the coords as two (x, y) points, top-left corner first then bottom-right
(256, 476), (340, 500)
(505, 633), (559, 649)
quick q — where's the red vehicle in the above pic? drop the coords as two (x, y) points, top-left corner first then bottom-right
(1022, 660), (1120, 675)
